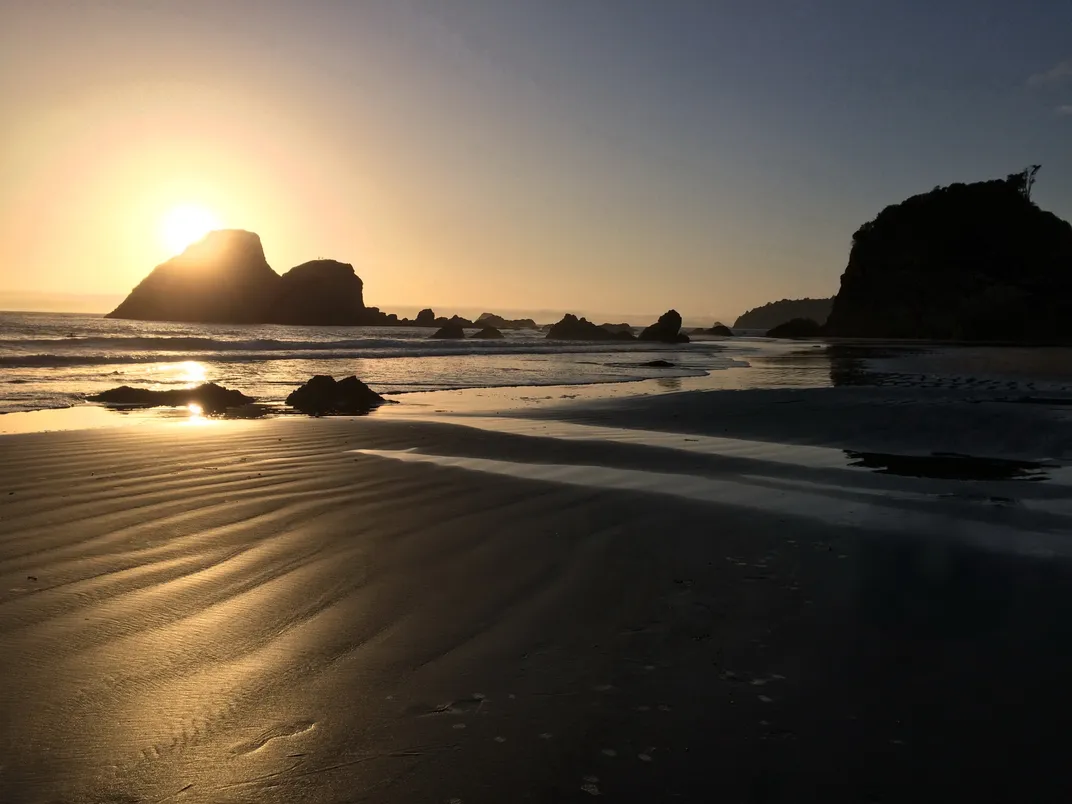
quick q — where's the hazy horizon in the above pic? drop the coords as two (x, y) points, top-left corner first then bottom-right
(0, 290), (758, 329)
(3, 1), (1071, 321)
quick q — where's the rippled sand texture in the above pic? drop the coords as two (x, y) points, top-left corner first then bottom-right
(3, 416), (1072, 802)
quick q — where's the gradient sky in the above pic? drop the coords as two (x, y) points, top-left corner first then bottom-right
(2, 0), (1070, 322)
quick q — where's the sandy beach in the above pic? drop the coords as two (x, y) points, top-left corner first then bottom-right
(3, 381), (1072, 803)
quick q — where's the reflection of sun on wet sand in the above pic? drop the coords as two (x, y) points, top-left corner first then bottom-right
(2, 376), (1072, 802)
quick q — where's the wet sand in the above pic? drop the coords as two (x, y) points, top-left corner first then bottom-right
(2, 398), (1072, 802)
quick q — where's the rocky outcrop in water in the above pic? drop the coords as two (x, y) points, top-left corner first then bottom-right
(766, 318), (822, 339)
(106, 230), (281, 323)
(107, 230), (393, 326)
(270, 260), (368, 325)
(415, 308), (436, 326)
(546, 314), (635, 340)
(431, 323), (466, 339)
(285, 375), (388, 414)
(639, 310), (689, 343)
(733, 298), (833, 330)
(88, 382), (254, 412)
(825, 174), (1072, 341)
(599, 323), (633, 335)
(475, 312), (538, 329)
(470, 326), (504, 339)
(704, 323), (734, 336)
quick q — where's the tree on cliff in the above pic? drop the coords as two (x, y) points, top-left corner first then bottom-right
(1006, 165), (1042, 201)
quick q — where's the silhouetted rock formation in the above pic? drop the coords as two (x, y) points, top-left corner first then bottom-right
(107, 230), (394, 326)
(470, 326), (504, 339)
(825, 175), (1072, 341)
(734, 298), (833, 330)
(286, 375), (388, 414)
(767, 318), (822, 338)
(475, 312), (538, 329)
(415, 308), (436, 326)
(639, 310), (689, 343)
(434, 315), (474, 328)
(88, 382), (253, 412)
(705, 323), (734, 336)
(271, 260), (367, 325)
(599, 323), (633, 334)
(431, 323), (466, 339)
(643, 359), (676, 367)
(547, 314), (626, 340)
(106, 230), (281, 323)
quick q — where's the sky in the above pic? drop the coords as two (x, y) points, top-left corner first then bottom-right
(2, 0), (1070, 323)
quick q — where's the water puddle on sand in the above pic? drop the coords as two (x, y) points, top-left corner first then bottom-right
(353, 449), (1072, 560)
(379, 414), (1072, 485)
(845, 451), (1057, 481)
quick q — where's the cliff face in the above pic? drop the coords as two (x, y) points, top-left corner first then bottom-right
(826, 178), (1072, 341)
(271, 260), (366, 325)
(106, 230), (280, 323)
(733, 298), (833, 330)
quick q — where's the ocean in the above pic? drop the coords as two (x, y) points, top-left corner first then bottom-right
(0, 311), (755, 414)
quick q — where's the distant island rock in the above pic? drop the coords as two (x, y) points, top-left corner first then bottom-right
(733, 298), (833, 331)
(825, 171), (1072, 341)
(599, 323), (633, 335)
(434, 314), (474, 328)
(88, 382), (253, 412)
(286, 375), (389, 414)
(415, 308), (436, 326)
(470, 326), (504, 339)
(475, 312), (537, 329)
(703, 323), (733, 336)
(766, 318), (822, 339)
(638, 310), (689, 343)
(546, 314), (636, 340)
(107, 230), (389, 326)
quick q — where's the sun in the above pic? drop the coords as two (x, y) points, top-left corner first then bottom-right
(160, 204), (222, 254)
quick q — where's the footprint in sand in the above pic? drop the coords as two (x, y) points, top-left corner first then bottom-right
(231, 720), (316, 755)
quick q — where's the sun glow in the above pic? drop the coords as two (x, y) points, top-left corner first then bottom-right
(160, 204), (222, 254)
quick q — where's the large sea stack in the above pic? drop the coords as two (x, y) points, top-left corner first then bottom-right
(107, 230), (280, 323)
(271, 260), (367, 325)
(825, 173), (1072, 341)
(107, 230), (389, 326)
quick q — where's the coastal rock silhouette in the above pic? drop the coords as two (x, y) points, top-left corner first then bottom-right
(766, 318), (822, 338)
(475, 312), (538, 329)
(825, 174), (1072, 341)
(639, 310), (689, 343)
(271, 260), (367, 325)
(431, 323), (466, 339)
(733, 298), (833, 330)
(415, 308), (436, 326)
(88, 382), (253, 412)
(546, 314), (629, 340)
(705, 323), (734, 336)
(285, 375), (388, 414)
(107, 230), (390, 326)
(106, 230), (280, 323)
(470, 326), (504, 339)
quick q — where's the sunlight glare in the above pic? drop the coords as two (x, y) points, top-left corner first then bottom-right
(187, 402), (204, 417)
(160, 204), (222, 254)
(178, 361), (207, 384)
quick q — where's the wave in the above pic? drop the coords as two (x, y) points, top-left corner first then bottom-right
(0, 341), (690, 369)
(3, 335), (428, 351)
